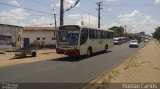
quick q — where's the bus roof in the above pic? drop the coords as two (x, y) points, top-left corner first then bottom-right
(59, 25), (113, 32)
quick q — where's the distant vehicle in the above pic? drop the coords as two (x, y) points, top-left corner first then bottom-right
(114, 38), (120, 45)
(56, 25), (114, 57)
(129, 40), (139, 48)
(136, 36), (143, 43)
(114, 37), (126, 45)
(144, 39), (149, 42)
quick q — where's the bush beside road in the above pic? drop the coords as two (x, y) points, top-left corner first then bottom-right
(83, 39), (160, 89)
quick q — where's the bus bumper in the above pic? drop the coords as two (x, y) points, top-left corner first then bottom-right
(56, 48), (80, 56)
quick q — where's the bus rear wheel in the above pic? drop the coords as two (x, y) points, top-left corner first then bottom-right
(104, 45), (108, 53)
(87, 48), (92, 57)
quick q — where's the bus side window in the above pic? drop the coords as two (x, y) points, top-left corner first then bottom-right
(80, 28), (88, 45)
(101, 31), (104, 39)
(89, 29), (94, 39)
(107, 32), (110, 39)
(107, 32), (113, 39)
(104, 31), (107, 39)
(94, 30), (98, 39)
(97, 30), (101, 39)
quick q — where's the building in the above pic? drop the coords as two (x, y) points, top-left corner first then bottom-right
(23, 27), (57, 48)
(0, 24), (57, 51)
(0, 24), (23, 51)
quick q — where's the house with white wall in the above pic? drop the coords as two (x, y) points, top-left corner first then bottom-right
(23, 27), (57, 48)
(0, 24), (23, 51)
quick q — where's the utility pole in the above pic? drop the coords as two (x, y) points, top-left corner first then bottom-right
(53, 9), (57, 29)
(124, 25), (127, 38)
(96, 2), (103, 28)
(89, 12), (91, 27)
(60, 0), (64, 26)
(54, 13), (57, 29)
(81, 16), (84, 25)
(124, 25), (127, 33)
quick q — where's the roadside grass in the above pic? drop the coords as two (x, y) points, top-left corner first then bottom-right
(84, 39), (160, 89)
(96, 53), (142, 89)
(155, 39), (160, 48)
(96, 70), (120, 89)
(124, 55), (141, 69)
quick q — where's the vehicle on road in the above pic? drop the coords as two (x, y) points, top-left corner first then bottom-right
(114, 38), (121, 45)
(56, 25), (114, 57)
(129, 40), (139, 48)
(14, 45), (37, 58)
(144, 39), (149, 42)
(114, 37), (126, 45)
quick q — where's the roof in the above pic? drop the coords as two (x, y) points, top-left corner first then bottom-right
(0, 24), (22, 28)
(60, 25), (113, 32)
(0, 24), (57, 31)
(23, 27), (57, 31)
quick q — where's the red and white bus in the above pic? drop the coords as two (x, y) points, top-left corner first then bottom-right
(56, 25), (114, 57)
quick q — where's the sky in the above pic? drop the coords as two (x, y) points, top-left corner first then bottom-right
(0, 0), (160, 34)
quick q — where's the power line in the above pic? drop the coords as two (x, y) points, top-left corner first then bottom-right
(0, 2), (61, 27)
(103, 4), (159, 7)
(0, 2), (108, 28)
(0, 2), (59, 16)
(64, 1), (98, 17)
(0, 14), (50, 17)
(27, 0), (49, 6)
(64, 1), (109, 27)
(65, 0), (108, 27)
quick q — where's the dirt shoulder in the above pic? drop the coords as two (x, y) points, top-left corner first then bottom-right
(0, 49), (65, 68)
(83, 39), (160, 89)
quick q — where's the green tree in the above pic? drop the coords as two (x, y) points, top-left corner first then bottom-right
(108, 26), (124, 37)
(153, 27), (160, 40)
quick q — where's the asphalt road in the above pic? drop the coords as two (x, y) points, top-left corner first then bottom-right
(0, 42), (146, 89)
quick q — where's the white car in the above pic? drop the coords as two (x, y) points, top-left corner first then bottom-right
(129, 40), (139, 48)
(114, 38), (120, 45)
(144, 39), (149, 42)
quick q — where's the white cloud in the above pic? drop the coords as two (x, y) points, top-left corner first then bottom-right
(67, 13), (98, 27)
(154, 0), (160, 4)
(118, 10), (141, 19)
(117, 10), (141, 24)
(56, 0), (80, 8)
(107, 0), (116, 2)
(137, 16), (160, 34)
(108, 8), (113, 11)
(0, 0), (30, 26)
(31, 17), (53, 26)
(55, 3), (60, 7)
(50, 3), (55, 8)
(0, 8), (29, 20)
(10, 0), (20, 6)
(68, 14), (81, 19)
(101, 22), (120, 29)
(75, 14), (98, 27)
(104, 9), (160, 34)
(117, 10), (160, 34)
(141, 15), (159, 25)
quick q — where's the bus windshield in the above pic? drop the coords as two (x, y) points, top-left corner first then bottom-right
(58, 30), (79, 45)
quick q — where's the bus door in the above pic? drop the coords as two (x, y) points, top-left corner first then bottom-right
(80, 28), (89, 55)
